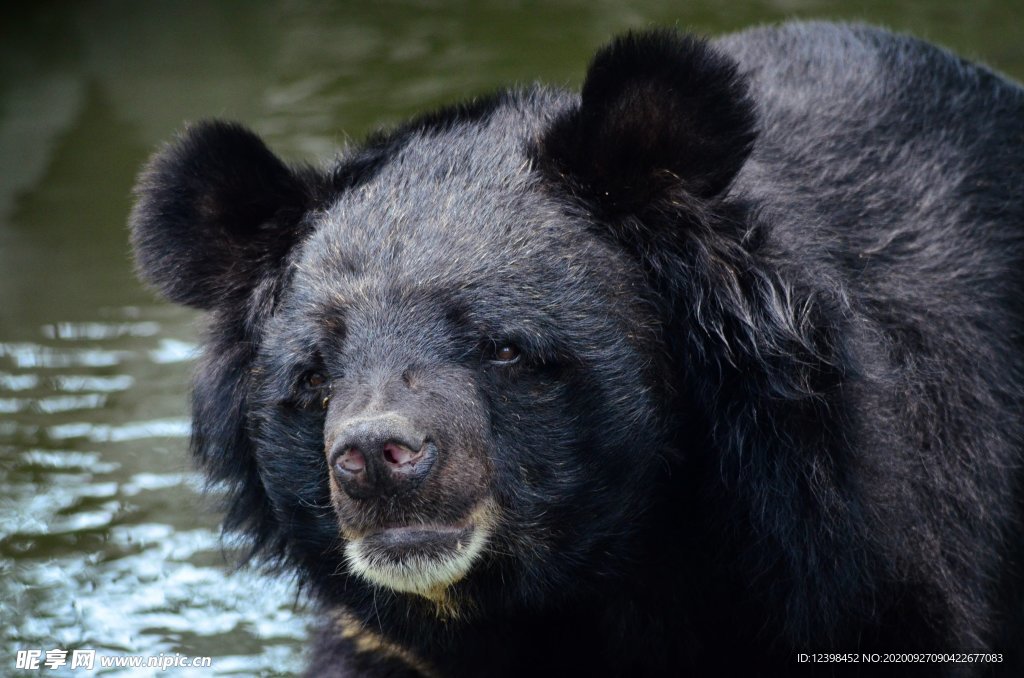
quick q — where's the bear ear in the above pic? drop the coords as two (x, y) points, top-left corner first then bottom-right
(541, 29), (757, 210)
(130, 120), (320, 310)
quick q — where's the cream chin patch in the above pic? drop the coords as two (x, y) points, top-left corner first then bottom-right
(345, 524), (490, 599)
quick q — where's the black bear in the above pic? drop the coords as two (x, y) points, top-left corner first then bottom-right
(130, 21), (1024, 677)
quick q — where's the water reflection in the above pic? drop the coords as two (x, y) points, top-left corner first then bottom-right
(0, 314), (306, 675)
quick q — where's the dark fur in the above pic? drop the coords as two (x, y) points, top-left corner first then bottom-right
(130, 22), (1024, 677)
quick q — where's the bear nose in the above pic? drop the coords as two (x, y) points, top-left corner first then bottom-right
(328, 414), (435, 499)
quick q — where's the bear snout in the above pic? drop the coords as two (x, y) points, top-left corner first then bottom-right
(327, 414), (436, 499)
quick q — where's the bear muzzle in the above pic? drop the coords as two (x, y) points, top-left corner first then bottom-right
(325, 408), (495, 599)
(343, 502), (493, 600)
(327, 413), (437, 500)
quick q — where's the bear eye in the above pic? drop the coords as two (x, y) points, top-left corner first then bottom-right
(296, 370), (331, 410)
(490, 343), (520, 365)
(304, 371), (328, 389)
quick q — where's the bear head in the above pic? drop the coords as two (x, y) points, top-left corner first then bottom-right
(130, 29), (756, 621)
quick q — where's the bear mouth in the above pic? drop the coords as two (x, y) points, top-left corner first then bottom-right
(343, 502), (492, 599)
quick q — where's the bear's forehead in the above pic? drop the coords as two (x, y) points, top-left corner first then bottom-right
(294, 184), (621, 320)
(307, 176), (572, 281)
(291, 111), (634, 312)
(279, 91), (654, 341)
(314, 100), (560, 265)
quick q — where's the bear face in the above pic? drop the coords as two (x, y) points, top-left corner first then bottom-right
(131, 31), (756, 621)
(246, 97), (671, 605)
(130, 22), (1024, 677)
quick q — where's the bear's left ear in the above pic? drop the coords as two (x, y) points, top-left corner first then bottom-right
(130, 120), (323, 310)
(540, 29), (757, 211)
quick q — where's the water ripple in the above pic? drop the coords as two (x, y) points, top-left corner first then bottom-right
(46, 418), (192, 443)
(148, 338), (198, 364)
(0, 343), (132, 369)
(19, 449), (120, 473)
(41, 321), (162, 341)
(53, 375), (134, 392)
(0, 373), (40, 390)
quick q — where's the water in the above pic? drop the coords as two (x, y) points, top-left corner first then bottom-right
(1, 1), (1021, 675)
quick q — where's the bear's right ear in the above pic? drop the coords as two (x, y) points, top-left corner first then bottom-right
(130, 121), (321, 310)
(540, 29), (757, 213)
